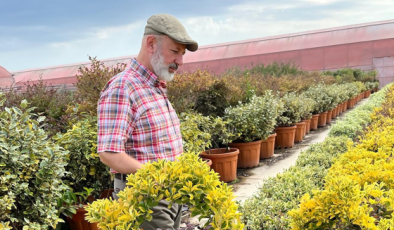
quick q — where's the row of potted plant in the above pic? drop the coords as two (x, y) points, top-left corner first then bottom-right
(180, 81), (377, 184)
(289, 83), (394, 229)
(238, 82), (391, 229)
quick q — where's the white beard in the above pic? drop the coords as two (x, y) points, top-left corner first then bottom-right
(151, 50), (176, 82)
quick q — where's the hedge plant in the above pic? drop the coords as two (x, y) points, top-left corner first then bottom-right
(301, 84), (333, 114)
(328, 84), (390, 139)
(289, 84), (394, 229)
(276, 92), (307, 127)
(0, 94), (68, 229)
(225, 91), (282, 143)
(85, 152), (244, 230)
(54, 115), (111, 199)
(239, 83), (392, 229)
(239, 136), (351, 229)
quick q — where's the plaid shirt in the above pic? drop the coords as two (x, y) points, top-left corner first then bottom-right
(97, 58), (183, 173)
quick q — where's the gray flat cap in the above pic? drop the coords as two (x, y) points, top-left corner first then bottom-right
(144, 14), (198, 52)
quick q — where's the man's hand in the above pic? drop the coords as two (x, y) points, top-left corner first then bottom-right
(99, 152), (142, 174)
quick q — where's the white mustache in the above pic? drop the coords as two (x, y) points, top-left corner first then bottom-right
(169, 63), (178, 71)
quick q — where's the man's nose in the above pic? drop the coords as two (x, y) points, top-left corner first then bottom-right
(175, 55), (183, 66)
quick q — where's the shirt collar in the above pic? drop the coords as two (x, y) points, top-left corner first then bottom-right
(130, 58), (166, 88)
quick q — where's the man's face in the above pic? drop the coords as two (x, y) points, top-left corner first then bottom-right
(151, 36), (186, 82)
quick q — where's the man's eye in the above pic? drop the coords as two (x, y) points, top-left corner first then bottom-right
(172, 50), (178, 54)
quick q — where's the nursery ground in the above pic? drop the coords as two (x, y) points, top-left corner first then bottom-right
(230, 97), (369, 203)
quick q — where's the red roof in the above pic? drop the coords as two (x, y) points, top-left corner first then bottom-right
(0, 65), (14, 88)
(8, 19), (394, 87)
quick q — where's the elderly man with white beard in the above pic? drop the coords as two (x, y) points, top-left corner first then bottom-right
(97, 14), (198, 230)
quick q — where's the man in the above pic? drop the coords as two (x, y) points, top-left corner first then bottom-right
(97, 14), (198, 229)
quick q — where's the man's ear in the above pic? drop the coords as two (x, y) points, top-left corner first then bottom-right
(146, 35), (156, 54)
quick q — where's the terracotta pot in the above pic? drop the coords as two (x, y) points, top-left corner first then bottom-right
(344, 100), (349, 110)
(200, 148), (239, 182)
(294, 122), (306, 143)
(202, 158), (212, 166)
(331, 107), (337, 119)
(67, 206), (98, 230)
(337, 104), (342, 115)
(99, 188), (114, 199)
(318, 112), (328, 127)
(260, 133), (276, 159)
(274, 126), (296, 149)
(326, 110), (333, 124)
(305, 118), (311, 134)
(365, 90), (371, 98)
(229, 140), (262, 168)
(310, 114), (319, 130)
(301, 120), (307, 137)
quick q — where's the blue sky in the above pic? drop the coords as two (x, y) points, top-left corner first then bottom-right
(1, 0), (393, 72)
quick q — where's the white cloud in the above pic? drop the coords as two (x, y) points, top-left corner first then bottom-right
(3, 0), (394, 71)
(5, 21), (145, 71)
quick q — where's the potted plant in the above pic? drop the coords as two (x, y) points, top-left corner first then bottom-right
(274, 92), (303, 148)
(54, 115), (113, 204)
(253, 91), (282, 159)
(225, 92), (282, 167)
(298, 94), (316, 138)
(85, 152), (244, 230)
(179, 113), (240, 182)
(302, 84), (333, 127)
(56, 188), (98, 230)
(325, 84), (341, 124)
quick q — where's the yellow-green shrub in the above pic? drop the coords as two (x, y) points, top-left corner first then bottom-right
(85, 152), (244, 230)
(289, 84), (394, 229)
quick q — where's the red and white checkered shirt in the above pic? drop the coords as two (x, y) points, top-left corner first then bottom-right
(97, 58), (183, 173)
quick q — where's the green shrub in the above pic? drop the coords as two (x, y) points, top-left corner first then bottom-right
(179, 112), (239, 152)
(1, 79), (75, 136)
(0, 95), (68, 229)
(365, 81), (380, 90)
(302, 84), (334, 114)
(86, 152), (244, 229)
(75, 56), (127, 115)
(179, 112), (212, 153)
(54, 115), (111, 199)
(276, 92), (306, 126)
(194, 80), (231, 117)
(225, 91), (282, 143)
(239, 136), (350, 229)
(328, 83), (391, 139)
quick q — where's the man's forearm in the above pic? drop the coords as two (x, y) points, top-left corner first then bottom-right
(99, 151), (142, 174)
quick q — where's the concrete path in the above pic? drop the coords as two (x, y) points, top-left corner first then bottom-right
(231, 97), (368, 203)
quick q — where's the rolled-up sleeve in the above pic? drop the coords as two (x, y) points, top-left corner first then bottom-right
(97, 86), (136, 153)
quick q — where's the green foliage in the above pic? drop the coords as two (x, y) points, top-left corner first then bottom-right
(0, 94), (68, 230)
(194, 80), (231, 117)
(179, 112), (239, 152)
(56, 187), (94, 219)
(1, 78), (75, 136)
(85, 152), (244, 229)
(365, 81), (380, 90)
(276, 92), (308, 127)
(54, 115), (111, 199)
(239, 136), (350, 229)
(302, 84), (334, 114)
(225, 91), (282, 142)
(179, 112), (212, 153)
(329, 83), (391, 139)
(75, 56), (127, 115)
(225, 61), (305, 78)
(353, 81), (367, 93)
